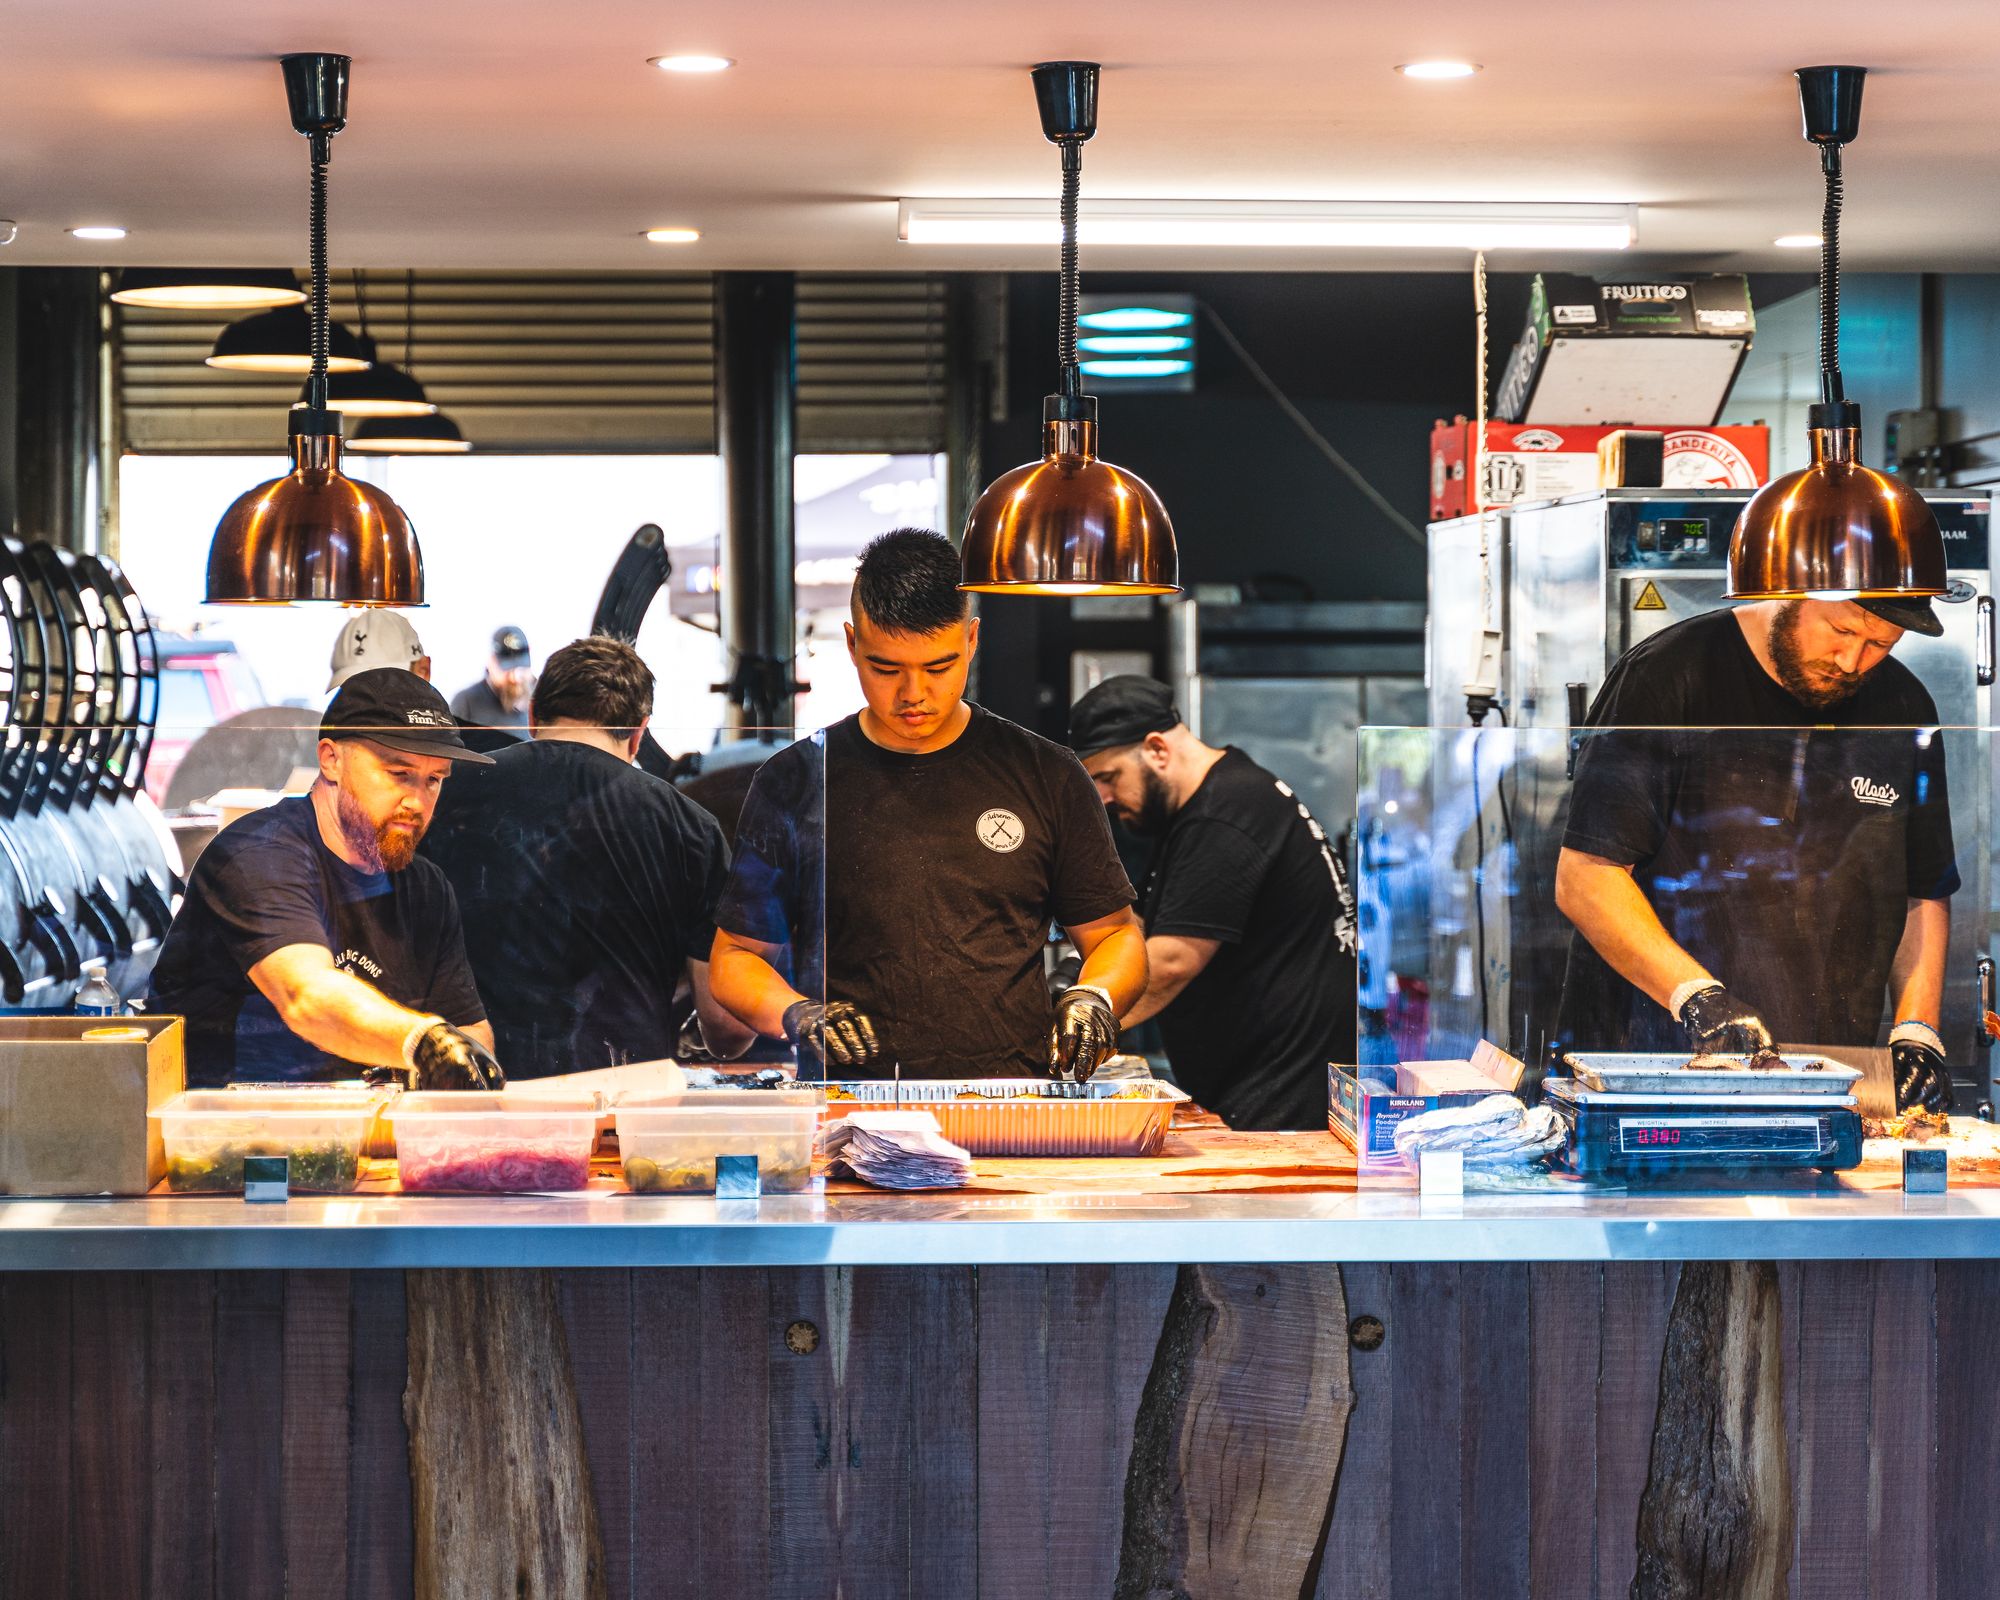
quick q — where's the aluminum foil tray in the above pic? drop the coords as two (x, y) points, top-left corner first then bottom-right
(1564, 1051), (1863, 1098)
(820, 1078), (1189, 1157)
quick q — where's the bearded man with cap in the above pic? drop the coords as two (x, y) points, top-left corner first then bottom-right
(451, 625), (534, 733)
(1556, 593), (1958, 1113)
(1068, 676), (1358, 1130)
(327, 610), (430, 693)
(147, 669), (503, 1090)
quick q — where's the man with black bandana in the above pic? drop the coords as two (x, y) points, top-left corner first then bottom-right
(1556, 594), (1958, 1113)
(1069, 676), (1358, 1130)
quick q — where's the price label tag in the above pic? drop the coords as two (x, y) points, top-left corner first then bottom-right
(243, 1155), (290, 1204)
(1418, 1150), (1464, 1197)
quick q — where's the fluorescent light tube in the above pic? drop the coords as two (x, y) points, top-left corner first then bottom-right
(899, 198), (1636, 250)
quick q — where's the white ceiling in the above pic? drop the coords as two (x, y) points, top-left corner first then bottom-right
(4, 0), (1998, 274)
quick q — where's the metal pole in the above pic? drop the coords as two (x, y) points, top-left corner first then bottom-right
(713, 271), (798, 735)
(12, 267), (102, 551)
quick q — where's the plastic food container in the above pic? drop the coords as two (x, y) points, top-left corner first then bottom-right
(386, 1091), (600, 1193)
(614, 1091), (822, 1193)
(155, 1088), (391, 1193)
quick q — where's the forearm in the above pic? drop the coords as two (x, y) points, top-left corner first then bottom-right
(707, 934), (804, 1039)
(1122, 935), (1210, 1027)
(1890, 898), (1950, 1029)
(1075, 922), (1149, 1016)
(1554, 848), (1711, 1012)
(688, 959), (758, 1058)
(278, 968), (437, 1069)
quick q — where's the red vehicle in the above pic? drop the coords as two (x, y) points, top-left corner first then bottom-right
(146, 636), (268, 806)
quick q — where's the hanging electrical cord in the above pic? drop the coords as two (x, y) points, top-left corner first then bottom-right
(1196, 303), (1427, 548)
(1818, 141), (1844, 403)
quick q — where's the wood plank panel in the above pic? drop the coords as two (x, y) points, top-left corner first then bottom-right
(345, 1271), (413, 1600)
(1046, 1263), (1120, 1598)
(1774, 1259), (1803, 1600)
(1460, 1263), (1531, 1600)
(1319, 1263), (1393, 1600)
(766, 1265), (842, 1598)
(1934, 1262), (2000, 1600)
(70, 1270), (148, 1599)
(214, 1271), (287, 1600)
(282, 1271), (351, 1600)
(1527, 1263), (1598, 1600)
(148, 1271), (217, 1600)
(559, 1269), (635, 1600)
(1792, 1261), (1871, 1600)
(631, 1268), (705, 1600)
(1388, 1262), (1461, 1600)
(976, 1265), (1049, 1600)
(1866, 1260), (1935, 1600)
(1596, 1262), (1676, 1600)
(699, 1269), (770, 1598)
(906, 1267), (979, 1600)
(0, 1273), (74, 1598)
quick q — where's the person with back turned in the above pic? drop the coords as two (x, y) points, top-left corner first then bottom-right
(147, 669), (504, 1090)
(1556, 591), (1957, 1113)
(708, 528), (1147, 1080)
(1068, 675), (1359, 1130)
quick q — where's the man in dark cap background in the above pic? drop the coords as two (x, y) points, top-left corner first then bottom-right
(451, 624), (535, 733)
(148, 669), (504, 1090)
(1068, 676), (1358, 1130)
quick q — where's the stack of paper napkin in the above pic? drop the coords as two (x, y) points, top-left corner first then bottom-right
(816, 1112), (973, 1190)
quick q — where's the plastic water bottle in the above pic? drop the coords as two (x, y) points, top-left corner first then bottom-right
(75, 964), (121, 1018)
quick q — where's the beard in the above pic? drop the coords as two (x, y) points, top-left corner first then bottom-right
(1119, 768), (1177, 838)
(1770, 600), (1870, 709)
(336, 784), (423, 872)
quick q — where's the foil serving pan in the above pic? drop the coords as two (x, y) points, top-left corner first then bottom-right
(1563, 1051), (1863, 1098)
(820, 1078), (1189, 1157)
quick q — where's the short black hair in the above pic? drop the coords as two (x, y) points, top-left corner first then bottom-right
(532, 635), (654, 738)
(852, 528), (968, 636)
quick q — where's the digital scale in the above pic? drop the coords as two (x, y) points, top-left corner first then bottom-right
(1548, 1053), (1865, 1180)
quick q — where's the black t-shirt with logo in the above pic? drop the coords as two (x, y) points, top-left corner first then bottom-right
(715, 705), (1134, 1078)
(419, 740), (731, 1078)
(1559, 609), (1959, 1051)
(1139, 748), (1359, 1131)
(146, 795), (486, 1086)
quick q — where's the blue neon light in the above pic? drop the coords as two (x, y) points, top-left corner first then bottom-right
(1075, 306), (1195, 332)
(1080, 358), (1196, 379)
(1077, 334), (1195, 355)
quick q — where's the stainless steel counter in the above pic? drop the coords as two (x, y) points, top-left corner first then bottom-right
(5, 1183), (2000, 1269)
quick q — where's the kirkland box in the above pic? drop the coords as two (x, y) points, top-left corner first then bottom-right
(1430, 418), (1768, 519)
(1328, 1045), (1525, 1174)
(1495, 274), (1754, 426)
(0, 1015), (185, 1195)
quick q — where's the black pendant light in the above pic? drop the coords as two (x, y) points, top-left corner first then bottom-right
(112, 267), (304, 310)
(959, 62), (1179, 596)
(207, 303), (373, 373)
(206, 54), (424, 606)
(1727, 66), (1944, 602)
(344, 269), (470, 452)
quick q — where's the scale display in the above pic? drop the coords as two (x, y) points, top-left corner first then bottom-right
(1617, 1114), (1826, 1158)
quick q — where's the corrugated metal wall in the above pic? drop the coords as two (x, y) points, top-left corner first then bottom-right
(116, 272), (949, 454)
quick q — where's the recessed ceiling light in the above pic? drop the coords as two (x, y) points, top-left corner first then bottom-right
(650, 55), (734, 74)
(69, 226), (127, 241)
(1397, 61), (1480, 79)
(643, 227), (701, 244)
(1774, 233), (1823, 248)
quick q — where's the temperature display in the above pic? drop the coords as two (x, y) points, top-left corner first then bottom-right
(1617, 1115), (1825, 1157)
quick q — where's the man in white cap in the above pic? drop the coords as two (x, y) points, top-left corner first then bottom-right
(328, 611), (430, 694)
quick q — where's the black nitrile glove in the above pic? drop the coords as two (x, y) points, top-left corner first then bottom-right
(1048, 986), (1118, 1083)
(409, 1022), (506, 1090)
(1890, 1022), (1954, 1115)
(782, 999), (880, 1070)
(1676, 983), (1774, 1058)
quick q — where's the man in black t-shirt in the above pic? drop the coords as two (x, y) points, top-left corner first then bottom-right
(1557, 595), (1958, 1112)
(1069, 676), (1358, 1131)
(421, 636), (753, 1078)
(147, 670), (504, 1090)
(710, 529), (1147, 1080)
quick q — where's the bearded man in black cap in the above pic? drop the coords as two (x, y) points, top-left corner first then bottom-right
(1556, 593), (1958, 1113)
(1068, 675), (1358, 1130)
(148, 668), (504, 1090)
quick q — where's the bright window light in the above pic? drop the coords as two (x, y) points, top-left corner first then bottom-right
(1078, 334), (1194, 354)
(69, 226), (128, 241)
(1080, 358), (1195, 379)
(899, 199), (1636, 251)
(650, 55), (734, 73)
(1077, 306), (1195, 332)
(1398, 61), (1480, 79)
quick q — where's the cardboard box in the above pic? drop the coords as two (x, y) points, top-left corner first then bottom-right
(0, 1015), (185, 1195)
(1429, 418), (1769, 520)
(1496, 273), (1754, 425)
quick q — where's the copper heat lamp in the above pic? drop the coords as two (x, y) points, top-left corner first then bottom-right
(1727, 66), (1944, 602)
(206, 54), (425, 606)
(960, 62), (1179, 596)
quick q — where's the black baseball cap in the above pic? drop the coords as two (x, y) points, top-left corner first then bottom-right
(321, 668), (495, 764)
(1068, 674), (1182, 756)
(492, 625), (531, 666)
(1857, 596), (1943, 638)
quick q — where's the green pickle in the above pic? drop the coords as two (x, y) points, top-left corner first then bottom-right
(167, 1140), (361, 1194)
(622, 1147), (810, 1193)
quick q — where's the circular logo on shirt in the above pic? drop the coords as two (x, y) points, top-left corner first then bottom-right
(976, 808), (1026, 854)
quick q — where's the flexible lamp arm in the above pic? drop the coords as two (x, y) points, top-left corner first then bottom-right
(280, 53), (350, 431)
(1058, 139), (1082, 399)
(1032, 60), (1098, 418)
(1795, 63), (1864, 423)
(1818, 141), (1844, 407)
